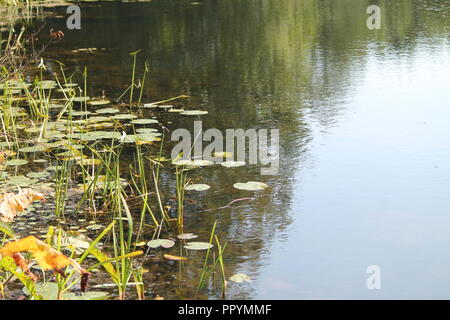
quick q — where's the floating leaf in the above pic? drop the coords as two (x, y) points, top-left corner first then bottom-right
(86, 224), (103, 231)
(135, 128), (159, 133)
(184, 242), (213, 251)
(180, 110), (208, 116)
(185, 184), (210, 191)
(87, 116), (111, 123)
(5, 159), (28, 166)
(23, 282), (108, 300)
(172, 159), (214, 167)
(72, 96), (90, 102)
(111, 114), (138, 120)
(70, 111), (92, 117)
(233, 181), (268, 191)
(157, 104), (173, 109)
(221, 161), (246, 168)
(88, 100), (111, 106)
(18, 145), (48, 153)
(229, 273), (252, 283)
(147, 239), (175, 249)
(26, 171), (51, 179)
(163, 254), (187, 261)
(95, 108), (120, 114)
(177, 233), (198, 240)
(130, 119), (159, 125)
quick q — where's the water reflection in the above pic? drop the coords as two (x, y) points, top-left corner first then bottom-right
(26, 0), (450, 298)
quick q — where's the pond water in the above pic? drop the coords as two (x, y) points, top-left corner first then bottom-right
(20, 0), (450, 299)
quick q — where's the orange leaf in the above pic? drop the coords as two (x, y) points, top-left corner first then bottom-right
(163, 254), (187, 261)
(0, 189), (44, 222)
(12, 252), (37, 282)
(0, 236), (90, 288)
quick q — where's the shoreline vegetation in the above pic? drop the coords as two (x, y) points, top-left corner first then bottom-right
(0, 2), (256, 300)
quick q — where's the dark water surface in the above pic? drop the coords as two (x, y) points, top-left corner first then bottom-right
(31, 0), (450, 299)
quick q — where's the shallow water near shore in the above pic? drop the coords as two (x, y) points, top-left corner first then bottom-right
(4, 0), (450, 299)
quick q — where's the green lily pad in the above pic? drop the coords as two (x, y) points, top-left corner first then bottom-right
(26, 171), (51, 179)
(185, 184), (210, 191)
(63, 83), (78, 88)
(147, 239), (175, 249)
(5, 159), (28, 166)
(87, 116), (111, 123)
(221, 161), (246, 168)
(130, 119), (159, 125)
(37, 80), (57, 89)
(23, 282), (108, 300)
(184, 242), (214, 251)
(70, 111), (92, 116)
(177, 233), (198, 240)
(135, 128), (159, 133)
(233, 181), (268, 191)
(72, 96), (91, 102)
(18, 145), (48, 153)
(143, 103), (157, 108)
(172, 159), (214, 167)
(48, 103), (65, 109)
(180, 110), (208, 116)
(111, 114), (138, 120)
(95, 108), (120, 114)
(86, 224), (104, 231)
(88, 100), (111, 106)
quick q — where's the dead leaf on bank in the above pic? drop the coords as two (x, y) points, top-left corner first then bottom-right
(0, 189), (44, 222)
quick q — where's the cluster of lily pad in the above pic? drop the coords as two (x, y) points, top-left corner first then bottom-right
(147, 233), (213, 251)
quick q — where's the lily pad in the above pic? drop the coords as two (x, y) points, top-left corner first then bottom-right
(70, 111), (92, 116)
(184, 242), (214, 251)
(221, 161), (246, 168)
(24, 282), (108, 300)
(88, 100), (111, 106)
(95, 107), (120, 114)
(18, 145), (48, 153)
(111, 114), (138, 120)
(135, 128), (159, 133)
(180, 110), (208, 116)
(5, 159), (28, 166)
(72, 96), (91, 103)
(26, 171), (51, 179)
(185, 184), (210, 191)
(172, 159), (214, 167)
(147, 239), (175, 249)
(130, 119), (159, 125)
(86, 224), (104, 231)
(229, 273), (252, 283)
(233, 181), (268, 191)
(177, 233), (198, 240)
